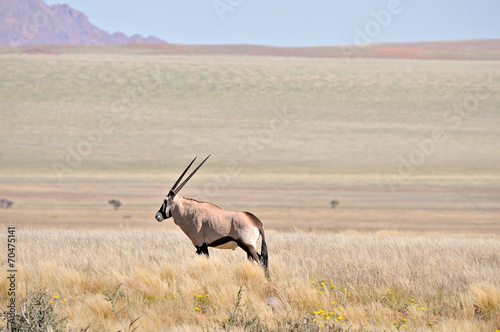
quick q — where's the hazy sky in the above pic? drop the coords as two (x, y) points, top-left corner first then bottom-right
(46, 0), (500, 46)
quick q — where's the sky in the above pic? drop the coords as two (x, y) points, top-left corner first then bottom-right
(45, 0), (500, 47)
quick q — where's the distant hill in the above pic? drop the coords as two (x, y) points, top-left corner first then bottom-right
(137, 39), (500, 60)
(0, 0), (498, 60)
(5, 39), (499, 61)
(0, 0), (165, 47)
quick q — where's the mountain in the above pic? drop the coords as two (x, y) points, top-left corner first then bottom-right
(0, 0), (165, 47)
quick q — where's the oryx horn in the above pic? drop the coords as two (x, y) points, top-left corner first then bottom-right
(174, 155), (211, 195)
(169, 156), (197, 196)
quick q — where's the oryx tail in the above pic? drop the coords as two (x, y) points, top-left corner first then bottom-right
(259, 226), (268, 270)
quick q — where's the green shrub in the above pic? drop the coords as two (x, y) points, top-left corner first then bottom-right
(1, 289), (67, 332)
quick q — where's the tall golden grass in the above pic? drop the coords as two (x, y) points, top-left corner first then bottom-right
(1, 229), (499, 331)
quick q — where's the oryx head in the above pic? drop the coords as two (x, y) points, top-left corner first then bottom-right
(155, 155), (210, 222)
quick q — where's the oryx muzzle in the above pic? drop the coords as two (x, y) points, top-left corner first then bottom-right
(155, 155), (268, 274)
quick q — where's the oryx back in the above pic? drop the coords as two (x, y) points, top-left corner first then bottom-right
(171, 196), (262, 251)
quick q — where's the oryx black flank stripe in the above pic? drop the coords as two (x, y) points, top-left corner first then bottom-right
(208, 236), (237, 247)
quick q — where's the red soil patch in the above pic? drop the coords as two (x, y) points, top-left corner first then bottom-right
(22, 47), (58, 55)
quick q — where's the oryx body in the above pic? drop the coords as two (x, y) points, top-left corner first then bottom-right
(155, 156), (268, 272)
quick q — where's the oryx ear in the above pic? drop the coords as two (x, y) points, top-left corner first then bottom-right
(168, 190), (176, 198)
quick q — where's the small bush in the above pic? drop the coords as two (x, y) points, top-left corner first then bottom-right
(108, 200), (122, 210)
(0, 198), (13, 209)
(104, 284), (141, 332)
(220, 287), (346, 332)
(1, 289), (67, 331)
(221, 287), (269, 332)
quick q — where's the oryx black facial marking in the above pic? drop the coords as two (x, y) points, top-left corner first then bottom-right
(155, 196), (172, 222)
(154, 155), (269, 275)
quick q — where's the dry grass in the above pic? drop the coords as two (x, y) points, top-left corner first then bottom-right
(1, 228), (499, 331)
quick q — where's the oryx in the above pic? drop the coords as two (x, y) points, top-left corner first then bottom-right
(155, 156), (268, 273)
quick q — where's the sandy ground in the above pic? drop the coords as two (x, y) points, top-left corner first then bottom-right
(1, 180), (498, 234)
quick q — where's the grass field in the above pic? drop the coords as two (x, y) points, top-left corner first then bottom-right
(0, 46), (499, 330)
(1, 229), (500, 331)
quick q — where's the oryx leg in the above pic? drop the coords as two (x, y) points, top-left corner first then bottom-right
(195, 243), (209, 256)
(236, 240), (260, 263)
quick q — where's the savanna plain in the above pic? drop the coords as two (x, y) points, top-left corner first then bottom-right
(0, 46), (499, 331)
